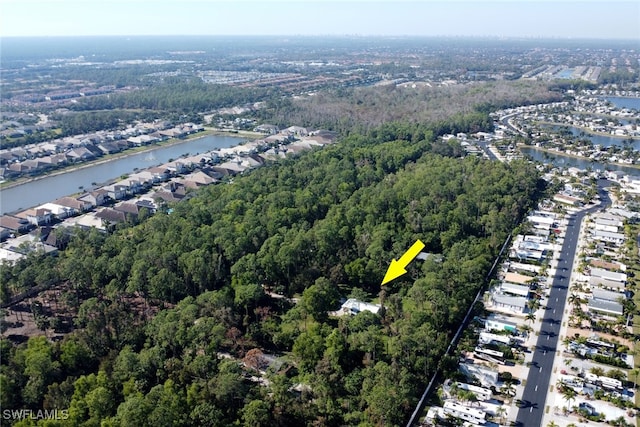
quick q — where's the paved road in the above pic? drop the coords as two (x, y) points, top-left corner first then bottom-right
(477, 141), (500, 161)
(515, 180), (611, 426)
(499, 113), (526, 136)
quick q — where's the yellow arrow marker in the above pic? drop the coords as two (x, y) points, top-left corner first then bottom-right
(381, 239), (425, 285)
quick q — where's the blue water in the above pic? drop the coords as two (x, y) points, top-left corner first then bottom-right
(520, 146), (640, 178)
(0, 134), (245, 214)
(544, 124), (640, 150)
(603, 97), (640, 111)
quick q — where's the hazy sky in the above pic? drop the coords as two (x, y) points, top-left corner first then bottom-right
(1, 0), (639, 40)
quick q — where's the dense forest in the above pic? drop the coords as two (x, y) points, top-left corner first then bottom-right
(258, 80), (564, 132)
(1, 118), (544, 426)
(50, 79), (564, 139)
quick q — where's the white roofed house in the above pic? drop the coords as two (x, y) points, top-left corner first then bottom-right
(52, 196), (92, 213)
(340, 299), (381, 315)
(36, 202), (76, 219)
(590, 276), (625, 292)
(500, 282), (530, 297)
(590, 267), (627, 284)
(593, 215), (623, 233)
(127, 134), (160, 146)
(490, 293), (527, 314)
(591, 229), (625, 246)
(527, 214), (555, 227)
(553, 193), (581, 206)
(484, 315), (518, 333)
(102, 184), (129, 201)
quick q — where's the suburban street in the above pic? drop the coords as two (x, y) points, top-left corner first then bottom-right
(515, 180), (611, 426)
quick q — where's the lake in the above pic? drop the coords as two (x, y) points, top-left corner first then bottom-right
(520, 146), (640, 178)
(603, 96), (640, 111)
(0, 134), (245, 215)
(543, 124), (640, 150)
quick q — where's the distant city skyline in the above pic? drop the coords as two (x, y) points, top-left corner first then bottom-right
(1, 0), (639, 40)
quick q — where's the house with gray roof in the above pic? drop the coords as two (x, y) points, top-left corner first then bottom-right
(591, 267), (627, 284)
(588, 299), (624, 317)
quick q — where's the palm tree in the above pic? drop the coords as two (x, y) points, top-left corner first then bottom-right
(496, 406), (507, 425)
(547, 421), (559, 427)
(568, 293), (580, 308)
(525, 312), (536, 325)
(560, 385), (577, 412)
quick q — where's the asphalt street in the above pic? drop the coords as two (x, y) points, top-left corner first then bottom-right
(515, 180), (611, 426)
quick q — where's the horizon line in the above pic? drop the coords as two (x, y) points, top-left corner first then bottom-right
(2, 34), (639, 41)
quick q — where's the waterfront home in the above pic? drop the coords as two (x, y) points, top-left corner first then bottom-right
(78, 190), (109, 208)
(39, 153), (68, 168)
(66, 146), (97, 162)
(164, 160), (189, 175)
(127, 134), (160, 146)
(97, 141), (128, 154)
(101, 184), (126, 201)
(37, 202), (78, 219)
(53, 196), (92, 213)
(15, 208), (53, 226)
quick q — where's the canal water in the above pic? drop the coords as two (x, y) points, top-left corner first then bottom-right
(603, 97), (640, 111)
(542, 124), (640, 150)
(0, 134), (245, 215)
(520, 146), (640, 178)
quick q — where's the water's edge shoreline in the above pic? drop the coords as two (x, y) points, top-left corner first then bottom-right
(0, 128), (260, 192)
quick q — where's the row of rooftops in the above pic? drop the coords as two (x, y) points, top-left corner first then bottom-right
(0, 128), (338, 263)
(0, 121), (204, 180)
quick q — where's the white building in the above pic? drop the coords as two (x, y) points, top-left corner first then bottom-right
(340, 299), (381, 315)
(591, 267), (627, 284)
(592, 229), (625, 245)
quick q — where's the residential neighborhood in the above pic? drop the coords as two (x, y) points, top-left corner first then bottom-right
(0, 127), (337, 265)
